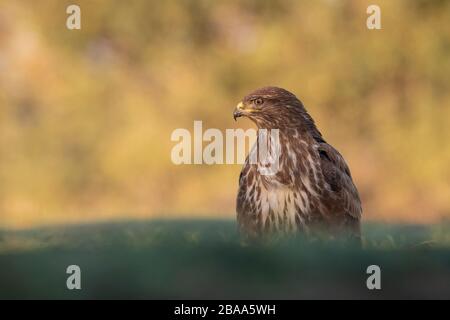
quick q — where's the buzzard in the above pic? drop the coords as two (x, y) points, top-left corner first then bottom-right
(233, 87), (362, 240)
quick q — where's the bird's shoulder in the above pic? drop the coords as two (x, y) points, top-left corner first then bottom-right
(316, 141), (362, 219)
(317, 143), (350, 189)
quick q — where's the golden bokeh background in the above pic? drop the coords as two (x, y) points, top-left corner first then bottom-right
(0, 0), (449, 229)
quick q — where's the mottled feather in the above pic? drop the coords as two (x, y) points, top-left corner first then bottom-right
(234, 87), (362, 240)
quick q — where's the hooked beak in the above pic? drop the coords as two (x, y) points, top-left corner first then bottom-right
(233, 101), (245, 121)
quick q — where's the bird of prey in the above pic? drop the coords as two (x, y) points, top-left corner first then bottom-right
(233, 87), (362, 240)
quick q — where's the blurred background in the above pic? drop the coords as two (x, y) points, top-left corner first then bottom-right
(0, 0), (449, 229)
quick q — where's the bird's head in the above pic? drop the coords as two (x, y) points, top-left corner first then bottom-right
(233, 86), (311, 130)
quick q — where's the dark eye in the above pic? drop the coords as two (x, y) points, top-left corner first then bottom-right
(254, 98), (263, 105)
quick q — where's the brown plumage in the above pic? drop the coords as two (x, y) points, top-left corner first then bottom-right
(233, 87), (362, 240)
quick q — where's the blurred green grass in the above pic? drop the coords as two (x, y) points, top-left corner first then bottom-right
(0, 220), (449, 299)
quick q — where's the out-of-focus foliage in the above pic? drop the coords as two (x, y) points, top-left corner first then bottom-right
(0, 0), (449, 228)
(0, 221), (449, 299)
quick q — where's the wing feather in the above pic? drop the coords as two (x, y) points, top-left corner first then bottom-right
(318, 143), (362, 220)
